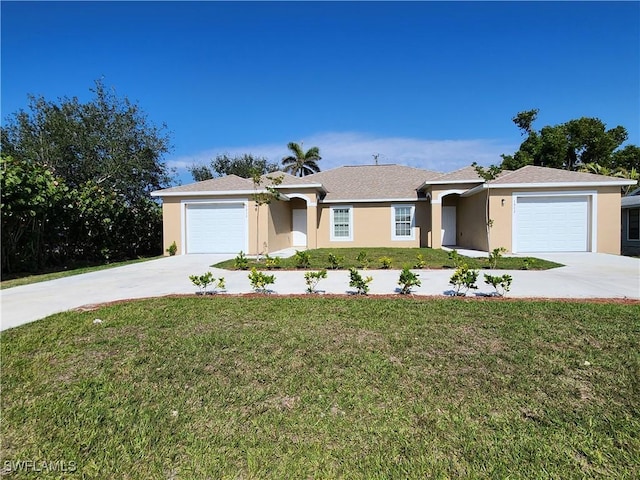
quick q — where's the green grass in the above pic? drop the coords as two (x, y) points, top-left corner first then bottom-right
(215, 247), (562, 271)
(2, 297), (638, 478)
(0, 256), (162, 290)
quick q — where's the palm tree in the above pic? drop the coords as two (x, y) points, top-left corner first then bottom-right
(281, 142), (321, 177)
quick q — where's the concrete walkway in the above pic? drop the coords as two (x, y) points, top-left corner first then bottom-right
(1, 252), (638, 332)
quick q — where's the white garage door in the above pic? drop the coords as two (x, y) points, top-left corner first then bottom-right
(515, 196), (590, 252)
(186, 203), (246, 254)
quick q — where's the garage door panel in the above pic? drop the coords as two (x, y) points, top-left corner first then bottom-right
(186, 203), (246, 254)
(515, 196), (589, 253)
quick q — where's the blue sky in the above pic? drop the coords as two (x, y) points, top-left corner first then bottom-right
(2, 1), (639, 185)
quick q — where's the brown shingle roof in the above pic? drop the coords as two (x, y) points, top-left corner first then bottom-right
(152, 174), (254, 195)
(261, 171), (323, 187)
(429, 165), (484, 183)
(488, 165), (631, 185)
(305, 164), (441, 201)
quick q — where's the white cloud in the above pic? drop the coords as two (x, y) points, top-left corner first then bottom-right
(167, 131), (517, 184)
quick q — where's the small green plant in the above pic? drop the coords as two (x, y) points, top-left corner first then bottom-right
(414, 253), (426, 269)
(234, 251), (249, 270)
(398, 266), (421, 295)
(166, 241), (177, 256)
(378, 256), (393, 269)
(304, 269), (328, 293)
(327, 253), (344, 270)
(294, 250), (311, 269)
(189, 272), (226, 295)
(449, 264), (479, 296)
(522, 257), (536, 270)
(349, 268), (373, 295)
(484, 273), (512, 297)
(448, 249), (463, 268)
(264, 254), (281, 270)
(248, 268), (275, 293)
(488, 247), (507, 269)
(356, 250), (370, 269)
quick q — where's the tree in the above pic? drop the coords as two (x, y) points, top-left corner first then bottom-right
(0, 80), (169, 274)
(189, 153), (279, 181)
(1, 79), (172, 203)
(500, 110), (634, 172)
(281, 142), (321, 177)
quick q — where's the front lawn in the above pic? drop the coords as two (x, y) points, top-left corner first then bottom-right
(2, 297), (638, 478)
(214, 247), (562, 271)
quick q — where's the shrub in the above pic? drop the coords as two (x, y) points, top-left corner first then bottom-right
(378, 256), (393, 269)
(356, 250), (370, 269)
(304, 269), (328, 293)
(189, 272), (225, 295)
(349, 268), (372, 295)
(398, 266), (421, 295)
(248, 268), (275, 293)
(484, 274), (512, 297)
(488, 247), (507, 269)
(166, 241), (177, 256)
(264, 254), (281, 270)
(294, 250), (311, 269)
(234, 251), (249, 270)
(522, 257), (536, 270)
(414, 253), (426, 269)
(327, 253), (344, 270)
(448, 249), (463, 268)
(449, 264), (479, 296)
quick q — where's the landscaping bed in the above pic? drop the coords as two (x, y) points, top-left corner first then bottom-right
(213, 247), (562, 271)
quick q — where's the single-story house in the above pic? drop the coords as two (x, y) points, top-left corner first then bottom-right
(151, 164), (636, 256)
(621, 187), (640, 256)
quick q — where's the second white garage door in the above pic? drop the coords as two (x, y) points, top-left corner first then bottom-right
(514, 195), (590, 253)
(185, 203), (247, 254)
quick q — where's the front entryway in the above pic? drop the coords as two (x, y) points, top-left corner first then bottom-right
(441, 206), (457, 245)
(292, 209), (307, 247)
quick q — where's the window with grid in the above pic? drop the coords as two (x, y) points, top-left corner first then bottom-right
(629, 208), (640, 240)
(332, 207), (352, 240)
(393, 205), (414, 239)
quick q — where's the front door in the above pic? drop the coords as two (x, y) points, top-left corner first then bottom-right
(292, 209), (307, 247)
(441, 206), (457, 246)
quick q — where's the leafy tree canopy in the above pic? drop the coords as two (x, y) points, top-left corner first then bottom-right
(189, 153), (279, 181)
(281, 142), (322, 177)
(500, 109), (638, 172)
(1, 79), (173, 202)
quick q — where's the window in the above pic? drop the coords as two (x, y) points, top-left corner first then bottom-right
(629, 208), (640, 241)
(331, 206), (353, 241)
(392, 205), (415, 240)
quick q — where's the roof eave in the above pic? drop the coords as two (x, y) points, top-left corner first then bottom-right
(151, 189), (267, 197)
(487, 180), (636, 188)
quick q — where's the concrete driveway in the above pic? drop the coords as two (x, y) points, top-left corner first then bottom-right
(1, 252), (638, 332)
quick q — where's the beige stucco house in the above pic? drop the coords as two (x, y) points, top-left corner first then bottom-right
(151, 164), (636, 256)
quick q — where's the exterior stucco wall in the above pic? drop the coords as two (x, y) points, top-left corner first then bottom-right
(267, 200), (292, 253)
(316, 202), (427, 248)
(596, 186), (622, 254)
(457, 192), (489, 251)
(161, 197), (183, 255)
(485, 186), (623, 254)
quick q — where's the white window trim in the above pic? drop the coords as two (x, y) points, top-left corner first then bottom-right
(330, 205), (353, 242)
(391, 204), (415, 241)
(627, 208), (640, 241)
(511, 191), (597, 253)
(180, 199), (249, 255)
